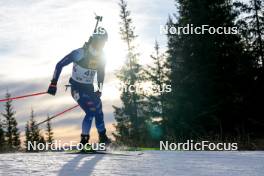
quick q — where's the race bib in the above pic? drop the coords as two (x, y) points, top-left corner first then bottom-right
(72, 63), (96, 84)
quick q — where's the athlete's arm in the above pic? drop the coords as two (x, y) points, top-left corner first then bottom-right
(47, 49), (83, 96)
(52, 49), (83, 82)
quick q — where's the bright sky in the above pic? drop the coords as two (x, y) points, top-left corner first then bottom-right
(0, 0), (175, 143)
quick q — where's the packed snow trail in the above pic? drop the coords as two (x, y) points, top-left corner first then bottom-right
(0, 151), (263, 176)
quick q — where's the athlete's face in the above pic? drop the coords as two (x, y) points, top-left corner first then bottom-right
(91, 40), (105, 51)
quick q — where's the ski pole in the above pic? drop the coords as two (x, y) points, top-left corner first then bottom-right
(33, 104), (79, 127)
(0, 91), (47, 102)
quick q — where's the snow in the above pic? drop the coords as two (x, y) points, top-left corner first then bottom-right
(0, 151), (263, 176)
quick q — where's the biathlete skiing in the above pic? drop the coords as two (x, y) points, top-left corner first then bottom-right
(46, 25), (111, 148)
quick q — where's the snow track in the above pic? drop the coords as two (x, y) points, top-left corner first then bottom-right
(0, 151), (263, 176)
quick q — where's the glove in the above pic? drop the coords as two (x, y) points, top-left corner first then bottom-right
(47, 80), (57, 96)
(95, 90), (102, 98)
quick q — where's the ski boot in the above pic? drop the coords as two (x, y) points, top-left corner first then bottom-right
(80, 134), (93, 153)
(99, 130), (111, 145)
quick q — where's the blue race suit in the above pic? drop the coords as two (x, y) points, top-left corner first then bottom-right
(52, 47), (106, 135)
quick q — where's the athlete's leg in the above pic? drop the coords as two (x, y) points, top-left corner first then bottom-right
(81, 114), (93, 135)
(94, 96), (106, 133)
(94, 95), (110, 144)
(71, 89), (95, 135)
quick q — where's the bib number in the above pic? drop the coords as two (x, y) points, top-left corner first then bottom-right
(72, 64), (97, 84)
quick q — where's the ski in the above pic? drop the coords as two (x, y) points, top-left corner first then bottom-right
(66, 149), (143, 156)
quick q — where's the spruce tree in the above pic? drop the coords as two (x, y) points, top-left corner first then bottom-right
(235, 0), (264, 67)
(30, 110), (40, 143)
(113, 0), (147, 146)
(12, 119), (20, 149)
(0, 120), (6, 151)
(144, 41), (168, 141)
(250, 0), (264, 66)
(26, 110), (45, 151)
(1, 93), (20, 150)
(46, 116), (54, 144)
(234, 0), (264, 142)
(165, 0), (253, 141)
(24, 121), (31, 150)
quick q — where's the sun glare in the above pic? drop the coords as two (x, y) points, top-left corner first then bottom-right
(104, 37), (127, 72)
